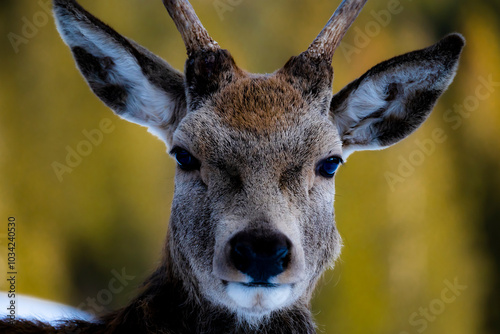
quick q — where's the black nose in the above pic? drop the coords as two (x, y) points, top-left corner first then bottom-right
(229, 229), (291, 284)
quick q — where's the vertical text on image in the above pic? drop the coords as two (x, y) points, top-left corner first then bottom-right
(6, 217), (17, 324)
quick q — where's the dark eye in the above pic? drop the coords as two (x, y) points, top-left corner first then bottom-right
(316, 156), (343, 178)
(171, 148), (200, 171)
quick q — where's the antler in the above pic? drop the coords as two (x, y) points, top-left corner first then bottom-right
(162, 0), (219, 55)
(303, 0), (367, 61)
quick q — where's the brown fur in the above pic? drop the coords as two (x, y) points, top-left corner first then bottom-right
(212, 75), (308, 133)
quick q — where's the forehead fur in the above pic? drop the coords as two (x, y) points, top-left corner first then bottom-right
(211, 74), (309, 134)
(174, 75), (341, 170)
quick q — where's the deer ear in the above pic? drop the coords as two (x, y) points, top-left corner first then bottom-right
(331, 34), (465, 158)
(53, 0), (186, 147)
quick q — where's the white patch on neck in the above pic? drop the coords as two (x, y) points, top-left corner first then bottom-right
(226, 283), (292, 316)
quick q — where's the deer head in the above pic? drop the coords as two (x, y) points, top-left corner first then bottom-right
(53, 0), (464, 324)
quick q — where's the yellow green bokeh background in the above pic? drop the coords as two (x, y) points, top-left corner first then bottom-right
(1, 0), (499, 333)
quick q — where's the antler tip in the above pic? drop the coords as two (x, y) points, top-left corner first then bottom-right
(305, 0), (368, 61)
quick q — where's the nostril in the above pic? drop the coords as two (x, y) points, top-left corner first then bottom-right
(229, 230), (291, 283)
(274, 247), (288, 261)
(234, 242), (254, 259)
(232, 242), (254, 273)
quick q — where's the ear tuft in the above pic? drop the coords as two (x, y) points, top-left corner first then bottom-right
(52, 0), (76, 7)
(439, 33), (466, 55)
(432, 33), (465, 71)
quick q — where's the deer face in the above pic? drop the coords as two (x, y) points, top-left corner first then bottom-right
(54, 0), (464, 324)
(169, 70), (342, 317)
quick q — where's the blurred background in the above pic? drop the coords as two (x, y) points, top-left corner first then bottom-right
(0, 0), (499, 333)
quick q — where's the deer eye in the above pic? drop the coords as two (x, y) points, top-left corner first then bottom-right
(172, 148), (200, 171)
(316, 156), (343, 178)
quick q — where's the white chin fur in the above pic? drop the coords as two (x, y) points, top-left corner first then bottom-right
(226, 283), (292, 316)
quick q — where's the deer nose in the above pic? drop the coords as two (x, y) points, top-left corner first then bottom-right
(229, 230), (291, 284)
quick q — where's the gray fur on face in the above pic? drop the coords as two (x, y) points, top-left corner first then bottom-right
(169, 74), (343, 319)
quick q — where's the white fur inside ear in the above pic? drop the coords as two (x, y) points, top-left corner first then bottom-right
(337, 65), (437, 152)
(54, 10), (174, 137)
(340, 76), (406, 130)
(336, 78), (388, 148)
(348, 79), (388, 119)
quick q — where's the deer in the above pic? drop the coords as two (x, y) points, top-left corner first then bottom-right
(1, 0), (465, 333)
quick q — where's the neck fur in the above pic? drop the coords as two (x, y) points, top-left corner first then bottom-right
(102, 243), (316, 334)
